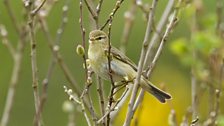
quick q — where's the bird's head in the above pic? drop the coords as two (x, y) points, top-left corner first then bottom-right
(89, 30), (108, 45)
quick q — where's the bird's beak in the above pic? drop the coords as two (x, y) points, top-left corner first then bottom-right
(89, 37), (94, 44)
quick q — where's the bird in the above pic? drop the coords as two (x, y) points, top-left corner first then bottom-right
(87, 30), (171, 103)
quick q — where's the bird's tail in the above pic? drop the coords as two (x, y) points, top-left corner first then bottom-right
(140, 77), (171, 103)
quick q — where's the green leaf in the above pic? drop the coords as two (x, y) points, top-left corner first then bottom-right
(191, 31), (221, 56)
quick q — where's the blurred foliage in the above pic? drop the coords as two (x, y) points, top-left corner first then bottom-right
(170, 0), (224, 125)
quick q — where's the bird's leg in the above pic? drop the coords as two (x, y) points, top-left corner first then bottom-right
(112, 77), (131, 96)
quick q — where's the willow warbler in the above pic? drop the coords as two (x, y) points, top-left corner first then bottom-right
(88, 30), (171, 103)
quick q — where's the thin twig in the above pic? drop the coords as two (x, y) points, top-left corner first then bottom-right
(64, 86), (92, 126)
(38, 17), (80, 96)
(106, 18), (116, 126)
(68, 112), (75, 126)
(168, 110), (178, 126)
(96, 0), (104, 15)
(38, 17), (93, 115)
(203, 60), (224, 126)
(110, 84), (133, 123)
(132, 88), (144, 113)
(38, 15), (92, 116)
(80, 98), (93, 126)
(97, 87), (129, 124)
(108, 1), (137, 121)
(0, 47), (23, 126)
(217, 60), (224, 117)
(96, 76), (106, 125)
(0, 2), (28, 125)
(143, 0), (175, 68)
(147, 11), (178, 75)
(191, 1), (199, 121)
(34, 0), (71, 125)
(83, 0), (97, 20)
(0, 26), (26, 126)
(136, 0), (149, 19)
(139, 4), (179, 113)
(79, 0), (88, 77)
(191, 54), (198, 124)
(119, 1), (137, 53)
(26, 1), (41, 125)
(180, 107), (192, 126)
(80, 0), (99, 123)
(123, 1), (158, 125)
(3, 0), (21, 36)
(216, 0), (223, 36)
(133, 0), (175, 114)
(0, 25), (15, 56)
(100, 0), (125, 30)
(31, 0), (46, 16)
(86, 90), (98, 125)
(133, 93), (145, 126)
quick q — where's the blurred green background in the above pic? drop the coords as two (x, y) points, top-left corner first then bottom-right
(0, 0), (223, 126)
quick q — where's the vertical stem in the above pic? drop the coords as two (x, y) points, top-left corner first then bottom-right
(191, 69), (198, 120)
(79, 0), (88, 78)
(96, 76), (106, 125)
(106, 19), (115, 126)
(216, 0), (223, 35)
(34, 0), (70, 124)
(119, 1), (136, 53)
(191, 1), (200, 122)
(27, 1), (40, 125)
(143, 0), (175, 68)
(123, 1), (158, 126)
(0, 53), (23, 126)
(0, 1), (27, 124)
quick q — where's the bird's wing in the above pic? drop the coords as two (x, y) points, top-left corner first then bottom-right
(105, 46), (138, 71)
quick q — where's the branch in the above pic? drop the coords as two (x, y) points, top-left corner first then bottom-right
(83, 0), (97, 19)
(0, 30), (25, 126)
(96, 76), (106, 125)
(27, 1), (41, 125)
(100, 0), (125, 30)
(38, 16), (81, 95)
(123, 0), (158, 125)
(97, 87), (130, 124)
(0, 1), (28, 125)
(136, 0), (150, 19)
(0, 49), (23, 126)
(0, 25), (15, 57)
(147, 11), (178, 75)
(106, 18), (116, 126)
(96, 0), (104, 15)
(216, 0), (223, 36)
(31, 0), (46, 16)
(34, 0), (71, 125)
(3, 0), (21, 36)
(64, 86), (92, 126)
(119, 1), (137, 53)
(83, 0), (98, 28)
(79, 0), (88, 87)
(133, 0), (175, 114)
(143, 0), (175, 68)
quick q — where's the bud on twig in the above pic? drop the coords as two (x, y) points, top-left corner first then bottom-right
(76, 44), (85, 56)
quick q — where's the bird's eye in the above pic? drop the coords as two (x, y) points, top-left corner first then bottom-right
(97, 37), (102, 40)
(96, 36), (105, 40)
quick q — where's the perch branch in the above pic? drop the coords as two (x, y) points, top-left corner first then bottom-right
(133, 0), (176, 113)
(123, 1), (158, 125)
(34, 0), (71, 125)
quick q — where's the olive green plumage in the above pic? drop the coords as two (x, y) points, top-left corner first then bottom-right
(88, 30), (171, 103)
